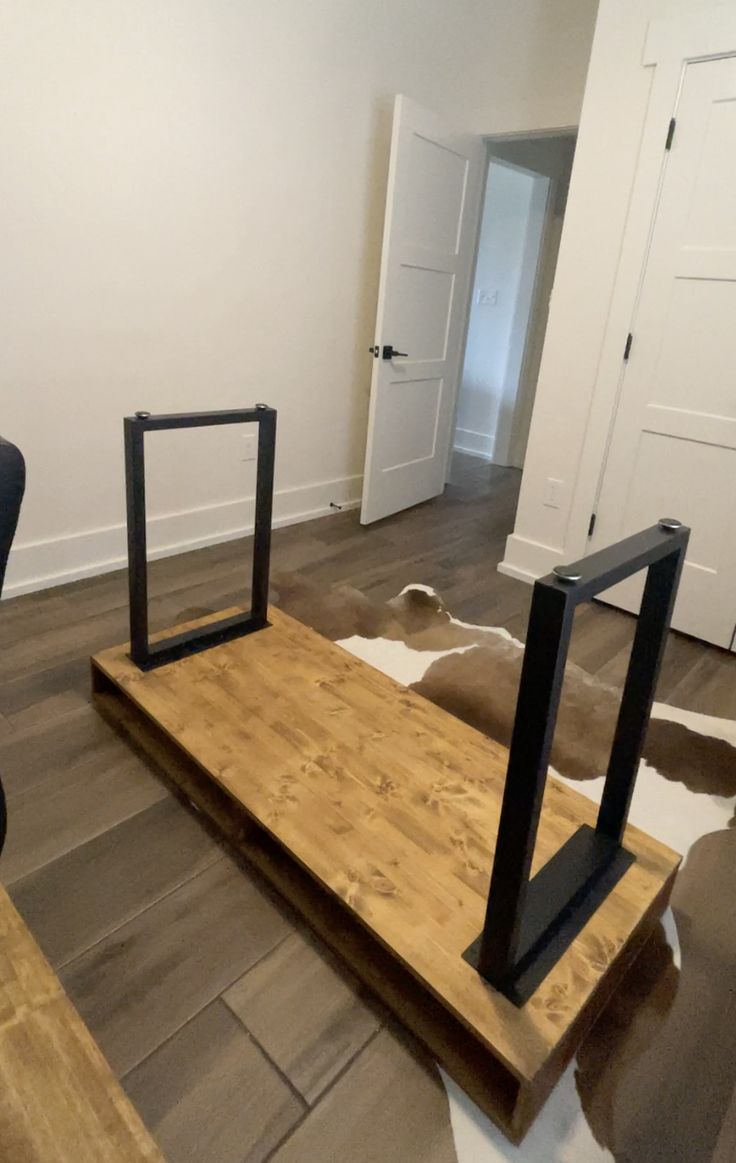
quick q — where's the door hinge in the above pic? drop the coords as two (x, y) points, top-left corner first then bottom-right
(665, 117), (676, 151)
(588, 512), (597, 538)
(623, 332), (633, 361)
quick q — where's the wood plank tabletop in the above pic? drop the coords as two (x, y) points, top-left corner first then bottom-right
(93, 606), (680, 1086)
(0, 884), (165, 1162)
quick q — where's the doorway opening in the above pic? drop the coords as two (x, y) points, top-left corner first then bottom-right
(452, 133), (577, 475)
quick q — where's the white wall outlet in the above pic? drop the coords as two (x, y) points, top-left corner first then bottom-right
(543, 477), (563, 508)
(241, 432), (257, 461)
(476, 288), (498, 306)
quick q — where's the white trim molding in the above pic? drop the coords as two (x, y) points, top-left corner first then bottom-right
(645, 4), (736, 65)
(499, 533), (562, 581)
(453, 428), (496, 461)
(4, 473), (363, 599)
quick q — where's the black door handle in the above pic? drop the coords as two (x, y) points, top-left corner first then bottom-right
(382, 344), (408, 359)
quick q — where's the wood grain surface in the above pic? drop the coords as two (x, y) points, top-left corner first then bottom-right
(92, 604), (680, 1138)
(0, 884), (166, 1162)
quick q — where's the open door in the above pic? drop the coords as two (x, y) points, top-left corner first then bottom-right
(360, 96), (484, 524)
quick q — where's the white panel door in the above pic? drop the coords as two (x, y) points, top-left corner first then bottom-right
(591, 56), (736, 650)
(360, 96), (484, 525)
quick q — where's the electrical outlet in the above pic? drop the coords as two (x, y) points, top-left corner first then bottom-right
(241, 432), (257, 461)
(543, 477), (563, 508)
(476, 288), (498, 306)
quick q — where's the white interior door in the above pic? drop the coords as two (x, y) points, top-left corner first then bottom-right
(360, 96), (484, 524)
(591, 55), (736, 650)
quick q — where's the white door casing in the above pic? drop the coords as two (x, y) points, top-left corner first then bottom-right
(360, 96), (484, 525)
(591, 54), (736, 650)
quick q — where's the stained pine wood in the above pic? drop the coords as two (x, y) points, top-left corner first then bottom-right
(92, 605), (680, 1141)
(0, 884), (165, 1162)
(84, 686), (528, 1134)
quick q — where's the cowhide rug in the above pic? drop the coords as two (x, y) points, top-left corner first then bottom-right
(270, 574), (736, 1163)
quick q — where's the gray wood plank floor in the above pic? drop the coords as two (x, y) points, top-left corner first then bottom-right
(1, 452), (734, 1162)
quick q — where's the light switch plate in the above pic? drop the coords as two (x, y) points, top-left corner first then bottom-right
(543, 478), (563, 508)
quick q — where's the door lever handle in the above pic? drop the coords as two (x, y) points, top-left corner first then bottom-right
(382, 344), (408, 359)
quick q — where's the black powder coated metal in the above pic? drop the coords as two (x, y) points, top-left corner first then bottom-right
(464, 520), (689, 1005)
(124, 405), (276, 671)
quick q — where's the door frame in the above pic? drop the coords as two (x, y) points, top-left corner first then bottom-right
(504, 169), (556, 469)
(565, 7), (736, 568)
(447, 126), (578, 479)
(442, 143), (490, 483)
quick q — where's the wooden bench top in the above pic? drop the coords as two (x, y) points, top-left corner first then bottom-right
(93, 606), (680, 1086)
(0, 885), (165, 1162)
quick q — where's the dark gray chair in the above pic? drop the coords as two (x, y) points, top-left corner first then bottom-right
(0, 435), (25, 855)
(0, 436), (25, 598)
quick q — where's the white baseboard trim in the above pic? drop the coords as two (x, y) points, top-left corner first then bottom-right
(4, 473), (363, 599)
(453, 428), (495, 461)
(499, 532), (563, 584)
(496, 559), (539, 584)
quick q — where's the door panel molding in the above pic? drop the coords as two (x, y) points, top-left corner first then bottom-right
(360, 96), (484, 525)
(591, 51), (736, 647)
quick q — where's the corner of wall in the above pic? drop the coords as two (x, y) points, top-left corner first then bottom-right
(499, 0), (656, 583)
(498, 531), (562, 582)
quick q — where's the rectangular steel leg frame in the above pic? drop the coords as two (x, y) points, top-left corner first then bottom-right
(464, 519), (690, 1005)
(124, 406), (276, 671)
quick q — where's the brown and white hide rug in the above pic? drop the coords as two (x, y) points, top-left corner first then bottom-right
(272, 574), (736, 1163)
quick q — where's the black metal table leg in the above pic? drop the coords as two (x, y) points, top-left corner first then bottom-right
(123, 406), (277, 671)
(464, 519), (690, 1005)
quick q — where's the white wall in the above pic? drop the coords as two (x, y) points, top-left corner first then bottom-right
(501, 0), (724, 581)
(0, 0), (599, 597)
(454, 162), (538, 461)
